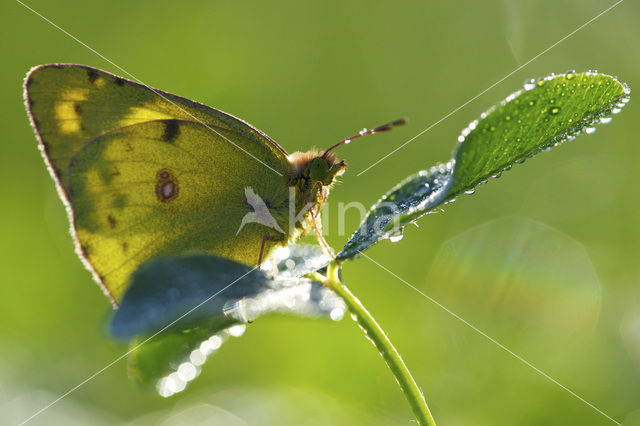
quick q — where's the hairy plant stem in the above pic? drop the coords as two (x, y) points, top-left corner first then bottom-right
(324, 261), (436, 426)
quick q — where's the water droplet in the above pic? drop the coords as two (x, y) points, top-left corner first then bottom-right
(464, 189), (475, 195)
(165, 372), (186, 394)
(549, 99), (555, 104)
(523, 78), (536, 91)
(228, 324), (246, 337)
(344, 139), (351, 144)
(528, 100), (536, 107)
(585, 127), (596, 134)
(550, 107), (560, 115)
(189, 349), (206, 366)
(389, 232), (404, 243)
(330, 307), (345, 321)
(209, 335), (223, 350)
(505, 115), (511, 121)
(599, 116), (612, 124)
(565, 70), (576, 79)
(177, 362), (198, 381)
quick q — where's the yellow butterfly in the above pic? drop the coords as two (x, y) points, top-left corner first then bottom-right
(24, 64), (404, 305)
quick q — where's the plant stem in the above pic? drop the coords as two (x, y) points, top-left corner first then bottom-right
(325, 261), (436, 426)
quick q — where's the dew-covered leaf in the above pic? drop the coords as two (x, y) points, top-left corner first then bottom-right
(262, 244), (332, 278)
(111, 253), (344, 392)
(338, 71), (630, 260)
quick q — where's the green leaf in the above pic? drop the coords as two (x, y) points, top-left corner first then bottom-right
(338, 71), (630, 260)
(112, 250), (344, 392)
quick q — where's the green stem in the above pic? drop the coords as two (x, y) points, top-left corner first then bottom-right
(325, 261), (436, 426)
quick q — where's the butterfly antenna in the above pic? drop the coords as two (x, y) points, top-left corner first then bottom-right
(322, 117), (408, 158)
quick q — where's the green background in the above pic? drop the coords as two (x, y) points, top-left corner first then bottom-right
(1, 0), (639, 424)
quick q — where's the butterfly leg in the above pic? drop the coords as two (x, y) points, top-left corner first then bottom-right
(306, 183), (335, 259)
(257, 235), (277, 269)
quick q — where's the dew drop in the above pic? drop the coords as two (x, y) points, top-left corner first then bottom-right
(550, 107), (560, 115)
(189, 349), (206, 366)
(330, 307), (345, 321)
(177, 362), (198, 381)
(464, 189), (475, 195)
(585, 127), (596, 134)
(523, 78), (536, 91)
(599, 116), (612, 124)
(209, 335), (223, 350)
(389, 232), (404, 243)
(228, 324), (246, 337)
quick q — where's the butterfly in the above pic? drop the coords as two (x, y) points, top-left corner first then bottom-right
(24, 64), (405, 305)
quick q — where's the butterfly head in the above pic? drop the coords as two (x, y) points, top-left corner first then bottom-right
(308, 154), (347, 185)
(288, 150), (346, 189)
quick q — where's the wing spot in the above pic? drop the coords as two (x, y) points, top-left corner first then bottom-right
(80, 244), (90, 257)
(87, 69), (106, 88)
(162, 119), (180, 142)
(122, 242), (128, 252)
(114, 77), (126, 86)
(156, 168), (179, 202)
(87, 70), (99, 84)
(107, 215), (117, 228)
(74, 103), (83, 115)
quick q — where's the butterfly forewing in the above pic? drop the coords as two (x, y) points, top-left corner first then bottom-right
(25, 65), (292, 303)
(24, 64), (289, 199)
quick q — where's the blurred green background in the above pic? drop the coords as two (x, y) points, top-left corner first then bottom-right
(2, 0), (640, 424)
